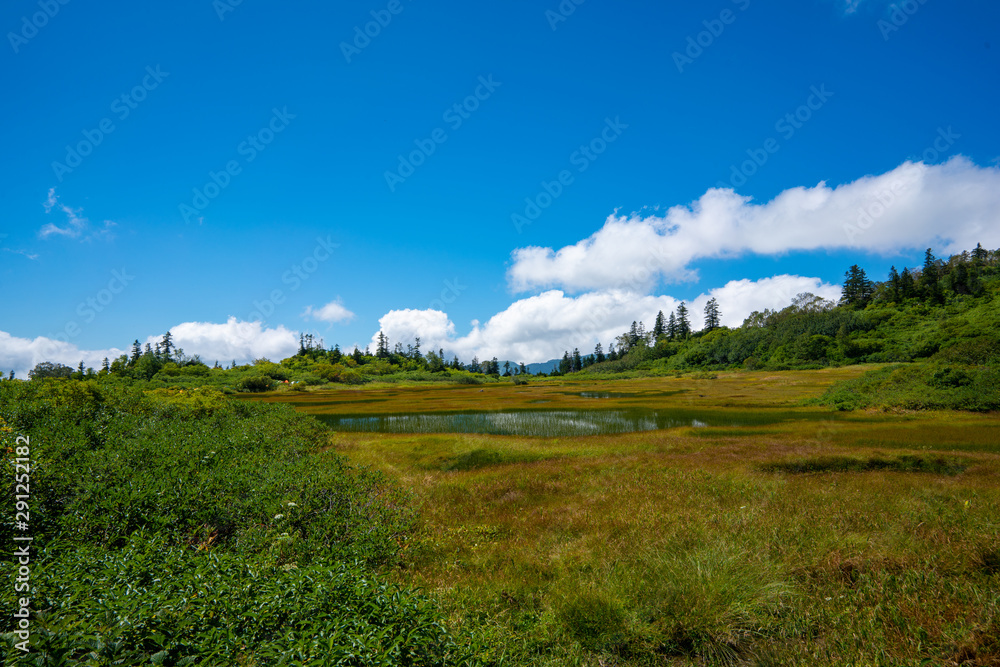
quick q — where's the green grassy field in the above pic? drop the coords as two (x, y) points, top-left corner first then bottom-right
(256, 369), (1000, 666)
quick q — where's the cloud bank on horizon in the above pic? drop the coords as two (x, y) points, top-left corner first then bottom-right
(3, 158), (999, 377)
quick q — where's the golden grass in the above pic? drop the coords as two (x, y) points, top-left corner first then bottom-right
(263, 371), (1000, 665)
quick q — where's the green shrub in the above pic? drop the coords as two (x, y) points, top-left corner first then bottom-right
(0, 381), (475, 665)
(235, 374), (274, 392)
(0, 534), (471, 666)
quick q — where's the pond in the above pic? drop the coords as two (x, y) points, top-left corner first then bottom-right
(317, 408), (835, 437)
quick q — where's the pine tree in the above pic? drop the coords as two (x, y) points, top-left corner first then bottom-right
(628, 321), (639, 349)
(559, 351), (572, 374)
(676, 303), (690, 339)
(667, 312), (677, 340)
(921, 248), (943, 304)
(572, 348), (582, 372)
(594, 342), (605, 363)
(840, 265), (874, 307)
(972, 242), (988, 266)
(703, 298), (721, 331)
(101, 357), (110, 374)
(899, 268), (916, 299)
(161, 331), (174, 359)
(888, 266), (901, 302)
(130, 340), (142, 364)
(376, 331), (389, 358)
(653, 310), (665, 339)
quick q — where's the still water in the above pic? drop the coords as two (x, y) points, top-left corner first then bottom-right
(318, 408), (828, 437)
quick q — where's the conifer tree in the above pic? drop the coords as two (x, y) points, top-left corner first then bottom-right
(676, 303), (690, 339)
(667, 312), (677, 340)
(161, 331), (174, 359)
(899, 268), (916, 299)
(921, 248), (943, 304)
(840, 265), (874, 307)
(653, 310), (665, 339)
(888, 266), (901, 302)
(703, 298), (721, 331)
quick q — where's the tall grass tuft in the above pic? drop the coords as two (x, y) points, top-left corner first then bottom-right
(636, 546), (794, 665)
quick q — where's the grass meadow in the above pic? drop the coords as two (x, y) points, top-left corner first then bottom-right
(256, 368), (1000, 666)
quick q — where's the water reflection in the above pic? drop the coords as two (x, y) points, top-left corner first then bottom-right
(318, 408), (825, 437)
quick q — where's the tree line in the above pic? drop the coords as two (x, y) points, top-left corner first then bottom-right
(16, 243), (999, 383)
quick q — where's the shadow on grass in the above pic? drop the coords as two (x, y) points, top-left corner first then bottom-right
(432, 448), (554, 472)
(758, 454), (967, 475)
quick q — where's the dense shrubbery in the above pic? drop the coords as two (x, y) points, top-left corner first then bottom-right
(0, 381), (473, 665)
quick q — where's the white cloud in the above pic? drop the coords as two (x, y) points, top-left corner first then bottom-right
(303, 299), (355, 324)
(145, 318), (299, 365)
(0, 331), (124, 379)
(508, 157), (1000, 294)
(39, 188), (116, 241)
(371, 275), (838, 363)
(687, 275), (841, 328)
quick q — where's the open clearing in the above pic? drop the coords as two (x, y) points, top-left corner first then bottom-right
(253, 369), (1000, 666)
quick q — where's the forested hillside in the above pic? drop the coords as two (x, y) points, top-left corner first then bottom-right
(16, 245), (999, 411)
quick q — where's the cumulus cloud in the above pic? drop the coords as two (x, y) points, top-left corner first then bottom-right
(145, 318), (299, 364)
(39, 188), (116, 241)
(303, 299), (355, 324)
(371, 275), (839, 363)
(508, 157), (1000, 294)
(687, 275), (841, 328)
(0, 330), (124, 379)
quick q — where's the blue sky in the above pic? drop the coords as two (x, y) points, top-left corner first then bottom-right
(2, 0), (999, 374)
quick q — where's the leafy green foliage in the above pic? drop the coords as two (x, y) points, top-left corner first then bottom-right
(1, 535), (467, 666)
(0, 382), (474, 665)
